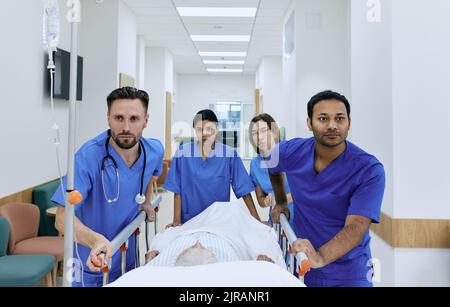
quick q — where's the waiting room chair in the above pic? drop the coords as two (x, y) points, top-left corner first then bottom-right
(0, 216), (55, 287)
(0, 203), (64, 286)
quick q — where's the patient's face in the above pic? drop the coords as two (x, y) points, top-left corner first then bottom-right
(175, 241), (218, 266)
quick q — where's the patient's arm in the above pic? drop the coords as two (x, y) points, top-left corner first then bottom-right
(145, 250), (160, 264)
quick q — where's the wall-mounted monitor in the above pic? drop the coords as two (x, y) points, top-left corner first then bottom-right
(46, 48), (83, 101)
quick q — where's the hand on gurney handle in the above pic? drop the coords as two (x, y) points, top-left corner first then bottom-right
(140, 202), (156, 222)
(270, 204), (290, 224)
(272, 207), (312, 277)
(88, 236), (112, 272)
(291, 239), (325, 270)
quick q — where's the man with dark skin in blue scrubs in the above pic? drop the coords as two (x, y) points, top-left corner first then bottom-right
(269, 90), (385, 287)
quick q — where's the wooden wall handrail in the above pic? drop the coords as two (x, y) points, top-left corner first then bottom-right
(371, 212), (450, 248)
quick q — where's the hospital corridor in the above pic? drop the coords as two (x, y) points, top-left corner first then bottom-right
(0, 0), (449, 289)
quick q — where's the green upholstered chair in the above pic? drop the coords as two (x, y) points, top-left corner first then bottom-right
(0, 216), (55, 287)
(32, 179), (60, 236)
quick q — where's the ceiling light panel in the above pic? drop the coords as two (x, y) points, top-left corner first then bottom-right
(191, 35), (251, 42)
(203, 60), (245, 65)
(177, 7), (257, 17)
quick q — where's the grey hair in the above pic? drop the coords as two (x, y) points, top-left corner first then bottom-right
(175, 246), (219, 267)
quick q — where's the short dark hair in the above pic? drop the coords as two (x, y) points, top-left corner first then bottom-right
(193, 109), (219, 128)
(307, 90), (350, 119)
(249, 113), (280, 155)
(107, 87), (149, 113)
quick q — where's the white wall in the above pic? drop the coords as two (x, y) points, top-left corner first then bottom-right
(282, 3), (298, 140)
(174, 74), (255, 136)
(350, 0), (393, 216)
(136, 36), (146, 89)
(77, 0), (137, 150)
(391, 0), (450, 219)
(117, 0), (137, 80)
(144, 47), (173, 142)
(0, 0), (72, 197)
(294, 0), (351, 137)
(0, 0), (138, 198)
(256, 57), (288, 135)
(77, 0), (119, 146)
(351, 0), (450, 287)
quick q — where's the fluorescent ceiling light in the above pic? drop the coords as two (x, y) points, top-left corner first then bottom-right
(192, 35), (250, 42)
(177, 7), (257, 17)
(207, 68), (243, 73)
(204, 60), (245, 65)
(199, 52), (247, 57)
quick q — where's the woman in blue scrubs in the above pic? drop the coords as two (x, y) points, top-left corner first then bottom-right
(269, 91), (385, 287)
(249, 113), (294, 227)
(164, 109), (261, 227)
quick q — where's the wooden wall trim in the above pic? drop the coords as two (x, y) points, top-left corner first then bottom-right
(0, 179), (57, 206)
(371, 212), (450, 249)
(255, 89), (261, 115)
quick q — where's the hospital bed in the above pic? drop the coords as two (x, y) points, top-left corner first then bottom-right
(98, 197), (310, 287)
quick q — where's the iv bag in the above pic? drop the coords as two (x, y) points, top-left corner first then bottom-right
(43, 0), (60, 52)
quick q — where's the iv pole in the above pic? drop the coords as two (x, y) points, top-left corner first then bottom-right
(62, 0), (80, 288)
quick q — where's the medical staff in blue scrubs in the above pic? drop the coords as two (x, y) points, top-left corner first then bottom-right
(52, 87), (164, 287)
(249, 113), (294, 227)
(164, 109), (261, 227)
(269, 90), (385, 287)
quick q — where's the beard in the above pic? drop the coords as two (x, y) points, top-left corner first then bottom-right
(111, 131), (139, 149)
(313, 130), (348, 148)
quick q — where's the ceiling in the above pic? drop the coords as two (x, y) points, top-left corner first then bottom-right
(122, 0), (292, 75)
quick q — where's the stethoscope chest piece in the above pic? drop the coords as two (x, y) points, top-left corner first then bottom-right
(135, 194), (146, 205)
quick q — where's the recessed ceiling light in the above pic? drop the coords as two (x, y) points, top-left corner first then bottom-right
(207, 68), (243, 73)
(177, 7), (257, 17)
(191, 35), (250, 42)
(204, 60), (245, 65)
(199, 52), (247, 57)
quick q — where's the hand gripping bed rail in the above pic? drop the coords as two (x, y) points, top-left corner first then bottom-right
(98, 195), (162, 286)
(279, 213), (311, 278)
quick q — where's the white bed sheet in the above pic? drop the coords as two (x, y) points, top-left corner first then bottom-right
(107, 261), (305, 287)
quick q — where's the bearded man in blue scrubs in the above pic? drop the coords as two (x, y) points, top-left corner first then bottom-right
(269, 90), (385, 287)
(52, 87), (164, 287)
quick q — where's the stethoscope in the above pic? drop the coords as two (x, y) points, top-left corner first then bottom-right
(101, 131), (147, 205)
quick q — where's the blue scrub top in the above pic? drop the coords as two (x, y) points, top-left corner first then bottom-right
(164, 142), (255, 223)
(269, 137), (385, 280)
(51, 130), (164, 285)
(250, 155), (294, 226)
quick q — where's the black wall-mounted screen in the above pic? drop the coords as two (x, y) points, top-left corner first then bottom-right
(46, 48), (83, 101)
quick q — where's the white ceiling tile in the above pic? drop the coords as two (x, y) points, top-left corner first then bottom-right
(126, 0), (291, 74)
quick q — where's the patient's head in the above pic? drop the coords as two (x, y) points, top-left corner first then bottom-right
(175, 241), (218, 267)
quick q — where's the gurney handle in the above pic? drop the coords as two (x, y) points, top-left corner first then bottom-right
(279, 214), (311, 277)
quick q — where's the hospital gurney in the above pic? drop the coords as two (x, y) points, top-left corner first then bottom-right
(97, 195), (162, 286)
(275, 214), (311, 280)
(100, 201), (310, 286)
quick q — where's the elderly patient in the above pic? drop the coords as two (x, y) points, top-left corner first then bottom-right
(145, 201), (285, 268)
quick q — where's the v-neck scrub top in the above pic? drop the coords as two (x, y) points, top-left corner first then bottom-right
(163, 142), (255, 223)
(51, 130), (164, 286)
(269, 137), (385, 282)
